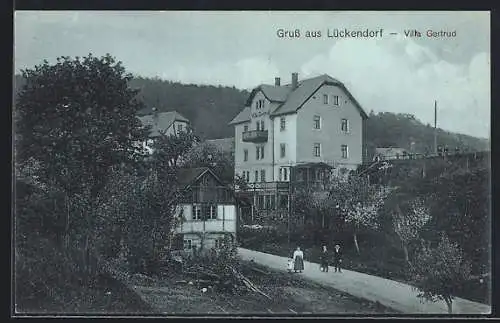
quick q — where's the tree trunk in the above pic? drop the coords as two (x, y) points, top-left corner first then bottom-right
(445, 297), (453, 314)
(402, 243), (409, 263)
(353, 232), (360, 254)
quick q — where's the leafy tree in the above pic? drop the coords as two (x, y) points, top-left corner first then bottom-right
(410, 234), (472, 314)
(332, 176), (391, 254)
(182, 140), (234, 183)
(150, 127), (198, 167)
(392, 197), (431, 264)
(422, 166), (490, 275)
(234, 173), (249, 191)
(95, 163), (180, 274)
(15, 54), (149, 275)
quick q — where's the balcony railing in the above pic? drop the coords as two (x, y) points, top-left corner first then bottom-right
(242, 130), (268, 143)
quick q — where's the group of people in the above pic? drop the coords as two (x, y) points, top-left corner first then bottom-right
(287, 244), (343, 273)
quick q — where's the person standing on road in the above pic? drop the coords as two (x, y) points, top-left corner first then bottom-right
(333, 244), (342, 273)
(293, 247), (304, 273)
(320, 245), (329, 272)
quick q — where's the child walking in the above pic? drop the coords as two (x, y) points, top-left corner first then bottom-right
(287, 257), (294, 273)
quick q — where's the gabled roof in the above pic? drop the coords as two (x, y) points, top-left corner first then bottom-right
(176, 167), (224, 189)
(245, 84), (291, 106)
(271, 74), (338, 116)
(228, 73), (368, 126)
(228, 106), (251, 125)
(137, 111), (190, 137)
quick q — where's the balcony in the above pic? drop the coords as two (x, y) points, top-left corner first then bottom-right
(242, 130), (268, 143)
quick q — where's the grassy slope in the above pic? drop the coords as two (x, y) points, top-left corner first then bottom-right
(15, 236), (156, 315)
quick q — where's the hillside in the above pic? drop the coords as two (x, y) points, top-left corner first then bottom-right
(13, 74), (489, 152)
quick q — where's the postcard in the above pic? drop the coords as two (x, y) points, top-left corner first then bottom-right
(13, 10), (491, 317)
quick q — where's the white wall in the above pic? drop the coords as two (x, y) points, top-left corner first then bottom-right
(272, 113), (297, 181)
(234, 91), (279, 183)
(296, 84), (363, 168)
(175, 204), (237, 234)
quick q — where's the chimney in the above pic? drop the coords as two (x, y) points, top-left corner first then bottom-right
(291, 72), (298, 89)
(275, 77), (281, 86)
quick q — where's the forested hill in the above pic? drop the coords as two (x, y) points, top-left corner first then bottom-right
(128, 77), (249, 139)
(14, 74), (489, 152)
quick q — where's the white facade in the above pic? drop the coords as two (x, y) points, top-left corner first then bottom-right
(233, 76), (365, 184)
(174, 204), (237, 251)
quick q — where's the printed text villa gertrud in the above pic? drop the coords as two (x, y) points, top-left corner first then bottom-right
(276, 28), (457, 39)
(276, 28), (384, 39)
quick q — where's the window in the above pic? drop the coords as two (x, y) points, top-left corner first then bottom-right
(260, 120), (265, 131)
(280, 194), (289, 209)
(260, 146), (265, 159)
(333, 95), (339, 105)
(244, 149), (248, 161)
(280, 143), (286, 158)
(260, 169), (266, 182)
(256, 121), (260, 131)
(255, 101), (258, 109)
(314, 115), (321, 129)
(215, 238), (224, 249)
(341, 145), (349, 159)
(244, 125), (248, 132)
(258, 195), (265, 209)
(183, 239), (192, 250)
(280, 117), (286, 131)
(341, 119), (349, 133)
(323, 94), (328, 104)
(255, 170), (259, 182)
(256, 146), (264, 160)
(193, 204), (202, 220)
(280, 167), (288, 181)
(246, 171), (250, 182)
(269, 195), (275, 210)
(314, 143), (321, 157)
(205, 204), (217, 220)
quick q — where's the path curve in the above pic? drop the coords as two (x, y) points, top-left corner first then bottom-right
(237, 248), (491, 315)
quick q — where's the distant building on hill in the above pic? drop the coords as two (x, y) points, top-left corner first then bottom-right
(136, 108), (191, 154)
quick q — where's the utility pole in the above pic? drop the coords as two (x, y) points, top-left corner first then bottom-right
(434, 100), (438, 156)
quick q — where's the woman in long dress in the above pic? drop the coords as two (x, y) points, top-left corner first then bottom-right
(293, 247), (304, 273)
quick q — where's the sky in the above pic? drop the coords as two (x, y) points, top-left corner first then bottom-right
(14, 11), (490, 139)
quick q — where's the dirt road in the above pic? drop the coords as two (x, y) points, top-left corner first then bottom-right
(131, 260), (397, 315)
